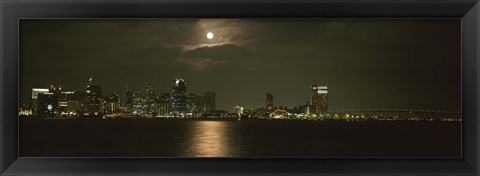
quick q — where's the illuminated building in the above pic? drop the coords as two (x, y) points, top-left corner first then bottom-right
(186, 93), (201, 116)
(311, 85), (328, 117)
(156, 93), (171, 116)
(266, 93), (273, 112)
(36, 92), (57, 116)
(85, 77), (102, 116)
(32, 88), (49, 99)
(145, 83), (158, 116)
(99, 97), (105, 114)
(55, 90), (86, 117)
(202, 110), (227, 118)
(171, 76), (187, 116)
(30, 85), (62, 116)
(132, 91), (147, 115)
(31, 88), (50, 116)
(60, 91), (75, 102)
(104, 92), (119, 114)
(58, 91), (74, 115)
(48, 85), (62, 114)
(70, 90), (86, 115)
(124, 87), (133, 114)
(233, 105), (243, 115)
(19, 102), (33, 116)
(201, 90), (216, 112)
(296, 101), (316, 119)
(269, 109), (290, 119)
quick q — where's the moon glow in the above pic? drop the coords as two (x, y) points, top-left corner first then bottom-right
(207, 32), (214, 39)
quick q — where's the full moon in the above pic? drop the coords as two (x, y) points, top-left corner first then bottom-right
(207, 32), (214, 39)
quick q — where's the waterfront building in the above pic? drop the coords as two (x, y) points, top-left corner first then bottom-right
(69, 90), (86, 116)
(186, 93), (202, 116)
(202, 110), (227, 118)
(85, 77), (102, 115)
(19, 102), (33, 116)
(124, 87), (133, 114)
(311, 85), (328, 117)
(30, 85), (62, 116)
(233, 105), (244, 115)
(104, 92), (120, 114)
(171, 76), (187, 116)
(58, 91), (74, 115)
(156, 93), (171, 116)
(36, 92), (57, 116)
(99, 97), (105, 114)
(132, 91), (147, 115)
(201, 90), (216, 112)
(296, 101), (316, 119)
(31, 88), (49, 99)
(31, 88), (50, 116)
(269, 109), (290, 119)
(48, 85), (62, 114)
(144, 83), (158, 116)
(266, 93), (273, 112)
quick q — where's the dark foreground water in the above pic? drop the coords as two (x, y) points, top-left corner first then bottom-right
(20, 118), (461, 157)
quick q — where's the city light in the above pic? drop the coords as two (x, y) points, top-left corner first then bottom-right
(18, 77), (461, 122)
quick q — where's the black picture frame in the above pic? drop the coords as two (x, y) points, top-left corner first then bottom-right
(1, 0), (479, 175)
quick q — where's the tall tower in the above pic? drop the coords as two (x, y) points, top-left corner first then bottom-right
(171, 76), (187, 116)
(266, 93), (273, 112)
(86, 77), (102, 116)
(311, 85), (328, 117)
(145, 82), (157, 115)
(201, 90), (216, 112)
(157, 93), (171, 116)
(186, 93), (201, 115)
(104, 92), (119, 114)
(124, 87), (133, 114)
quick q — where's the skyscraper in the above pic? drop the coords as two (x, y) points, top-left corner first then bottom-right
(132, 91), (147, 115)
(65, 90), (85, 116)
(48, 85), (62, 114)
(311, 85), (328, 117)
(104, 92), (119, 114)
(124, 87), (133, 114)
(145, 82), (158, 115)
(266, 93), (273, 112)
(201, 90), (216, 112)
(171, 76), (187, 116)
(186, 93), (201, 115)
(156, 93), (171, 116)
(85, 77), (102, 115)
(31, 88), (50, 116)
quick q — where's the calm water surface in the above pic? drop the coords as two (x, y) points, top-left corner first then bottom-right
(20, 119), (461, 157)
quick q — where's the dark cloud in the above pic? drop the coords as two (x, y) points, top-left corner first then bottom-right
(177, 44), (254, 71)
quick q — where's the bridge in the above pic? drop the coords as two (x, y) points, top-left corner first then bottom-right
(328, 109), (459, 114)
(327, 109), (460, 119)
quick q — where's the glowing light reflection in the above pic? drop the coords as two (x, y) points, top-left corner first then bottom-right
(190, 121), (230, 157)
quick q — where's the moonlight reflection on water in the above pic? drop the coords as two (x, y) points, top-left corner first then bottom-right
(189, 121), (231, 157)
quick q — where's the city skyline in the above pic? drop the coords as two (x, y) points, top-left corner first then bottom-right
(20, 19), (461, 111)
(20, 75), (460, 119)
(22, 76), (332, 116)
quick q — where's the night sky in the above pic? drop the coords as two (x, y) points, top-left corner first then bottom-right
(20, 19), (461, 112)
